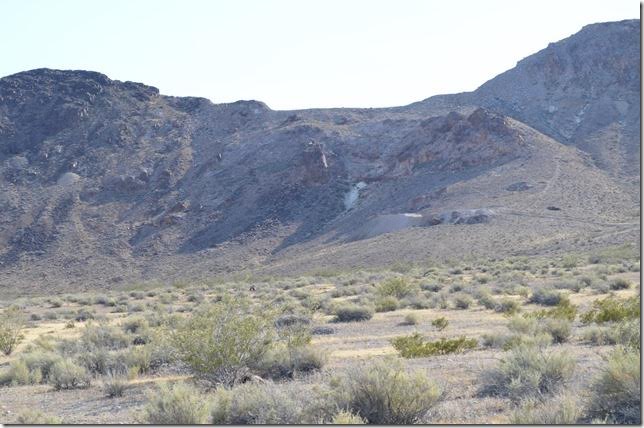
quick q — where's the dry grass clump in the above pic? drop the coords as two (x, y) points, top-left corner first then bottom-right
(16, 410), (63, 424)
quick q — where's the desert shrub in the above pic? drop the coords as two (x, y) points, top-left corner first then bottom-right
(500, 333), (553, 351)
(586, 348), (640, 424)
(526, 298), (577, 321)
(211, 381), (316, 424)
(311, 326), (335, 335)
(510, 393), (581, 424)
(331, 410), (366, 424)
(334, 305), (373, 322)
(431, 317), (448, 331)
(528, 288), (563, 306)
(553, 280), (581, 292)
(494, 298), (521, 315)
(49, 298), (63, 308)
(375, 296), (398, 312)
(377, 277), (417, 299)
(19, 350), (63, 382)
(402, 295), (431, 309)
(16, 410), (62, 424)
(478, 293), (497, 310)
(74, 309), (94, 322)
(81, 323), (130, 350)
(103, 372), (129, 398)
(171, 299), (275, 386)
(49, 359), (91, 390)
(254, 346), (326, 380)
(540, 318), (572, 344)
(402, 313), (419, 326)
(121, 316), (149, 334)
(128, 303), (145, 313)
(4, 360), (30, 386)
(582, 325), (618, 346)
(391, 333), (477, 358)
(140, 382), (211, 424)
(332, 358), (442, 424)
(453, 295), (472, 309)
(29, 313), (42, 321)
(480, 345), (575, 400)
(0, 307), (25, 355)
(578, 276), (594, 288)
(449, 283), (463, 293)
(581, 296), (639, 324)
(609, 278), (632, 290)
(420, 283), (442, 292)
(44, 311), (58, 320)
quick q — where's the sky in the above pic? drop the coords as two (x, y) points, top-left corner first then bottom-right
(1, 0), (639, 110)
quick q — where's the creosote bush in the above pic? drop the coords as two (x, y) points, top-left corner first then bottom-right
(0, 307), (25, 355)
(171, 299), (275, 386)
(374, 296), (399, 312)
(581, 296), (639, 324)
(140, 382), (211, 424)
(376, 277), (417, 299)
(391, 333), (477, 358)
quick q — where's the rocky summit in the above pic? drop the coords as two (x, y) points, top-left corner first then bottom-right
(0, 20), (639, 293)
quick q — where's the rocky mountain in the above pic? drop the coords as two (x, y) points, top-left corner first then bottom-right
(0, 20), (639, 294)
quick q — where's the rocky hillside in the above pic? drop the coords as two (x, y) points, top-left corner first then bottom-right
(0, 20), (639, 293)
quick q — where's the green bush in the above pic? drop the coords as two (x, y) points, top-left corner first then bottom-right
(587, 348), (640, 424)
(171, 299), (275, 386)
(374, 296), (399, 312)
(334, 305), (374, 323)
(0, 307), (25, 355)
(377, 277), (417, 299)
(526, 298), (577, 321)
(332, 358), (441, 424)
(510, 393), (581, 424)
(481, 345), (575, 400)
(431, 317), (448, 331)
(581, 296), (639, 324)
(391, 333), (477, 358)
(49, 359), (91, 390)
(140, 382), (211, 424)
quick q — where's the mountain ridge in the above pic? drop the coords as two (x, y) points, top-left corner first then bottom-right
(0, 19), (639, 294)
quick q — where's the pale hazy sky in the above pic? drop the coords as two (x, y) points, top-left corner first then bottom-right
(1, 0), (639, 110)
